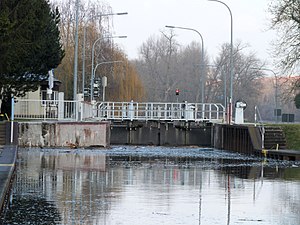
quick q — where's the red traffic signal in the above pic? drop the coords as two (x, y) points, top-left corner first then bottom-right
(175, 89), (180, 95)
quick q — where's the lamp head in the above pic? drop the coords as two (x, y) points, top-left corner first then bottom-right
(116, 12), (128, 15)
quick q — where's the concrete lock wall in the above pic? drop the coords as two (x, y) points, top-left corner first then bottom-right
(18, 122), (110, 148)
(110, 122), (212, 146)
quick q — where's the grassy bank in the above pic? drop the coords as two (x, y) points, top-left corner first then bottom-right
(274, 124), (300, 150)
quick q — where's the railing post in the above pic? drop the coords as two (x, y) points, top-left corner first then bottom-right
(164, 103), (167, 120)
(80, 102), (83, 121)
(157, 106), (161, 119)
(10, 97), (14, 143)
(136, 102), (139, 120)
(122, 102), (126, 120)
(75, 101), (78, 121)
(129, 100), (134, 121)
(255, 105), (265, 149)
(107, 104), (111, 119)
(43, 102), (46, 121)
(254, 106), (257, 126)
(145, 103), (148, 120)
(261, 128), (265, 149)
(223, 104), (226, 122)
(215, 104), (219, 120)
(202, 104), (205, 120)
(58, 93), (64, 120)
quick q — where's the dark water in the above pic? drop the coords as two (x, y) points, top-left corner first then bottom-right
(1, 146), (300, 225)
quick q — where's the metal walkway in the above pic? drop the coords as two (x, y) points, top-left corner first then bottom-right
(13, 99), (225, 123)
(94, 101), (225, 123)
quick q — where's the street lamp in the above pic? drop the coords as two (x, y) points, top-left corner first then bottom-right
(93, 61), (124, 101)
(251, 67), (279, 123)
(97, 12), (128, 16)
(165, 25), (205, 104)
(208, 0), (233, 124)
(82, 12), (128, 99)
(73, 0), (80, 100)
(90, 35), (127, 102)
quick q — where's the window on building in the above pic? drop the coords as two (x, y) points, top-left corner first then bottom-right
(41, 90), (58, 106)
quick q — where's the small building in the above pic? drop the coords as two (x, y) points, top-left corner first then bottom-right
(14, 77), (63, 119)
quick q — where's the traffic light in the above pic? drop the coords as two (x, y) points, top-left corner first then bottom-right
(94, 90), (99, 97)
(84, 88), (90, 97)
(175, 89), (180, 95)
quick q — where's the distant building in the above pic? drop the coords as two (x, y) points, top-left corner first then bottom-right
(257, 75), (300, 122)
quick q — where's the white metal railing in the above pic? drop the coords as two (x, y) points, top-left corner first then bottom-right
(254, 105), (265, 149)
(94, 101), (225, 123)
(14, 99), (225, 123)
(14, 99), (94, 121)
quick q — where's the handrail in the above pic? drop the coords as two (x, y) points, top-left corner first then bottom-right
(254, 105), (265, 149)
(14, 99), (226, 123)
(95, 101), (226, 123)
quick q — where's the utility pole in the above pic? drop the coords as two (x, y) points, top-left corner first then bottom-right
(73, 0), (79, 100)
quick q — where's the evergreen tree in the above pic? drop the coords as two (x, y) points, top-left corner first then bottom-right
(0, 0), (64, 115)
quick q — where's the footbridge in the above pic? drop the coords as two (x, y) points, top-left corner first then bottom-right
(13, 99), (225, 123)
(13, 99), (225, 146)
(94, 101), (226, 123)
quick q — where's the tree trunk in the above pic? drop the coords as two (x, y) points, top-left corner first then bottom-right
(1, 97), (12, 119)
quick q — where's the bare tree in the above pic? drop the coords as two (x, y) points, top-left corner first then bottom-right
(137, 31), (180, 102)
(178, 42), (208, 102)
(136, 32), (209, 102)
(211, 42), (265, 120)
(268, 0), (300, 110)
(269, 0), (300, 73)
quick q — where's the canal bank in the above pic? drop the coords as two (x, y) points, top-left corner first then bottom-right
(15, 121), (300, 160)
(0, 145), (17, 216)
(213, 123), (300, 161)
(110, 121), (300, 161)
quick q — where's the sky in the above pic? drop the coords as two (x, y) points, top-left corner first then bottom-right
(102, 0), (276, 65)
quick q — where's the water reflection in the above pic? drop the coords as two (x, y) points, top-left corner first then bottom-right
(1, 146), (300, 225)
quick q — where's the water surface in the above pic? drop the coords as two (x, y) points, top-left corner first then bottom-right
(2, 146), (300, 225)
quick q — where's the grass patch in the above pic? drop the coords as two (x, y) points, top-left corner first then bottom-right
(272, 124), (300, 150)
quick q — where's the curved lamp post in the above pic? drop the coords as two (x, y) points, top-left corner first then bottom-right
(90, 35), (127, 102)
(208, 0), (233, 124)
(93, 61), (124, 101)
(165, 25), (205, 104)
(82, 12), (128, 98)
(73, 0), (80, 100)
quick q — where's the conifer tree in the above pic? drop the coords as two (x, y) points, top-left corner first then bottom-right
(0, 0), (64, 115)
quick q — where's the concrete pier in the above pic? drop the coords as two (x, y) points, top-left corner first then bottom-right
(18, 121), (110, 148)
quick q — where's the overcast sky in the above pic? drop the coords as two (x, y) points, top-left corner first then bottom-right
(104, 0), (276, 64)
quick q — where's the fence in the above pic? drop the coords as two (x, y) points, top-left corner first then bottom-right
(14, 99), (93, 121)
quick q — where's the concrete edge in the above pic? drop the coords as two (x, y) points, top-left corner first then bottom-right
(0, 145), (18, 217)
